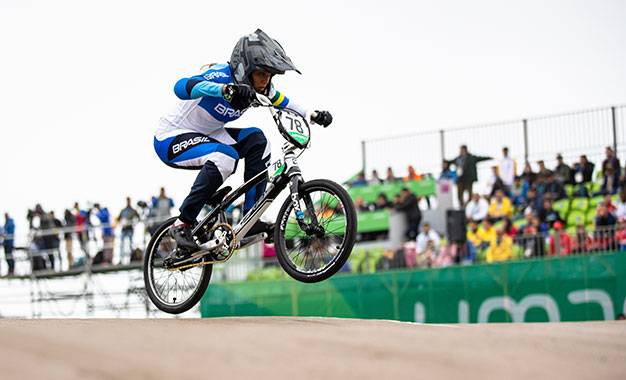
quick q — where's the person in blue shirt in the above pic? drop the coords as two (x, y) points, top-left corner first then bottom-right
(2, 213), (16, 276)
(154, 29), (333, 250)
(94, 204), (114, 264)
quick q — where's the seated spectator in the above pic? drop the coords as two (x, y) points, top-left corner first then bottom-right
(510, 177), (528, 207)
(572, 224), (593, 253)
(404, 165), (422, 182)
(369, 169), (384, 185)
(596, 204), (617, 229)
(595, 204), (617, 250)
(416, 223), (440, 254)
(615, 191), (626, 220)
(554, 153), (573, 184)
(465, 193), (489, 223)
(373, 193), (391, 210)
(416, 240), (436, 268)
(549, 221), (572, 256)
(439, 160), (457, 182)
(486, 229), (513, 263)
(573, 155), (595, 184)
(502, 217), (517, 237)
(487, 166), (507, 197)
(466, 220), (485, 249)
(615, 218), (626, 251)
(487, 190), (513, 221)
(521, 186), (542, 216)
(537, 198), (564, 229)
(385, 167), (399, 183)
(478, 219), (496, 246)
(351, 172), (367, 187)
(433, 243), (461, 267)
(603, 194), (617, 215)
(516, 212), (535, 237)
(519, 217), (546, 257)
(544, 173), (566, 200)
(354, 196), (371, 212)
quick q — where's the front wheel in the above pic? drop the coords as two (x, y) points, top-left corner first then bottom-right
(274, 179), (357, 283)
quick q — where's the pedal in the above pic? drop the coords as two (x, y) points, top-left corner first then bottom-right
(237, 233), (267, 249)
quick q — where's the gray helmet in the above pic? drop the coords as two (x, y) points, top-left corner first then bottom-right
(229, 29), (301, 87)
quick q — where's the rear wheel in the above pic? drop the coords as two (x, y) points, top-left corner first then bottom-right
(274, 179), (357, 283)
(143, 217), (213, 314)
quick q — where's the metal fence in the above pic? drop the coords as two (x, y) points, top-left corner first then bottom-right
(361, 104), (626, 185)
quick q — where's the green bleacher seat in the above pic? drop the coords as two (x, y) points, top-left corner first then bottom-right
(513, 218), (527, 229)
(566, 210), (586, 227)
(570, 197), (589, 212)
(586, 182), (601, 195)
(612, 194), (620, 203)
(564, 184), (575, 197)
(566, 226), (577, 236)
(552, 199), (570, 218)
(586, 208), (597, 225)
(589, 196), (604, 208)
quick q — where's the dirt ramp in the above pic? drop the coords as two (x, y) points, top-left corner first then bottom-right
(0, 317), (625, 380)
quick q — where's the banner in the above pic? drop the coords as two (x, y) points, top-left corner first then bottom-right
(200, 252), (626, 322)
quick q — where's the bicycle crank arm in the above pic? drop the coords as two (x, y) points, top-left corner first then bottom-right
(236, 233), (267, 250)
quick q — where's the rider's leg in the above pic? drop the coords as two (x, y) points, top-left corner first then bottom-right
(226, 127), (271, 214)
(154, 132), (239, 248)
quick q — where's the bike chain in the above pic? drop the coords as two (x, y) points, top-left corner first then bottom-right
(167, 223), (237, 272)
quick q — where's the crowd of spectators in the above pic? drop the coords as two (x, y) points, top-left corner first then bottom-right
(348, 145), (626, 270)
(0, 187), (176, 276)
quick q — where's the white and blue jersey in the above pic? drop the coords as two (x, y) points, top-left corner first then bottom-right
(153, 63), (306, 223)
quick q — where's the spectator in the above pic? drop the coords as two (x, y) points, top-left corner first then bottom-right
(446, 145), (491, 206)
(487, 166), (507, 197)
(521, 187), (542, 216)
(595, 203), (617, 229)
(2, 213), (15, 276)
(510, 177), (528, 207)
(38, 209), (56, 271)
(519, 217), (546, 258)
(416, 223), (441, 254)
(615, 191), (626, 220)
(573, 224), (593, 253)
(150, 187), (175, 233)
(549, 221), (572, 256)
(369, 169), (384, 185)
(573, 155), (595, 184)
(350, 171), (367, 187)
(404, 165), (422, 182)
(94, 204), (114, 264)
(354, 196), (370, 212)
(544, 173), (566, 200)
(478, 219), (496, 247)
(394, 188), (421, 240)
(439, 160), (457, 182)
(486, 229), (513, 263)
(465, 193), (489, 223)
(47, 211), (63, 270)
(63, 209), (76, 268)
(537, 198), (563, 229)
(601, 147), (621, 195)
(603, 194), (617, 215)
(385, 167), (399, 183)
(373, 193), (390, 210)
(536, 160), (553, 180)
(118, 197), (140, 264)
(498, 147), (515, 190)
(502, 217), (517, 237)
(466, 220), (485, 249)
(73, 202), (89, 256)
(554, 153), (573, 184)
(487, 190), (513, 222)
(521, 162), (537, 186)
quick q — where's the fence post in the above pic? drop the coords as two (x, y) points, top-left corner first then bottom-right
(439, 129), (445, 163)
(523, 119), (529, 163)
(361, 140), (366, 175)
(611, 106), (617, 153)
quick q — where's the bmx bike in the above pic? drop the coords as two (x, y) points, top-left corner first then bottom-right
(143, 93), (357, 314)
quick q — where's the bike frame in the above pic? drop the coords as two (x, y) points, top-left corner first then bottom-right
(190, 94), (316, 245)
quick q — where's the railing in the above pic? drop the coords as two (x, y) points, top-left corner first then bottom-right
(361, 104), (626, 185)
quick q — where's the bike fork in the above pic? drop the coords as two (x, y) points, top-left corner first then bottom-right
(289, 175), (322, 235)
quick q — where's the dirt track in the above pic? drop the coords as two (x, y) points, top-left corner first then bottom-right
(0, 317), (625, 380)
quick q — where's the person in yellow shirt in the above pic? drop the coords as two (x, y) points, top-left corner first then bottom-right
(477, 219), (496, 244)
(488, 190), (513, 221)
(466, 220), (482, 248)
(486, 229), (513, 263)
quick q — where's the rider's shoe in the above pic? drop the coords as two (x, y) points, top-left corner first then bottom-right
(169, 223), (199, 252)
(245, 220), (275, 239)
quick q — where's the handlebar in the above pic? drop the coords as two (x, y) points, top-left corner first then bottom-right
(253, 93), (318, 122)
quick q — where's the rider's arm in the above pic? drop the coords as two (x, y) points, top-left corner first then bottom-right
(174, 76), (225, 100)
(268, 86), (307, 118)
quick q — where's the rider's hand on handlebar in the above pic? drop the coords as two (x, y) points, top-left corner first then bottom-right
(223, 84), (256, 110)
(311, 110), (333, 127)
